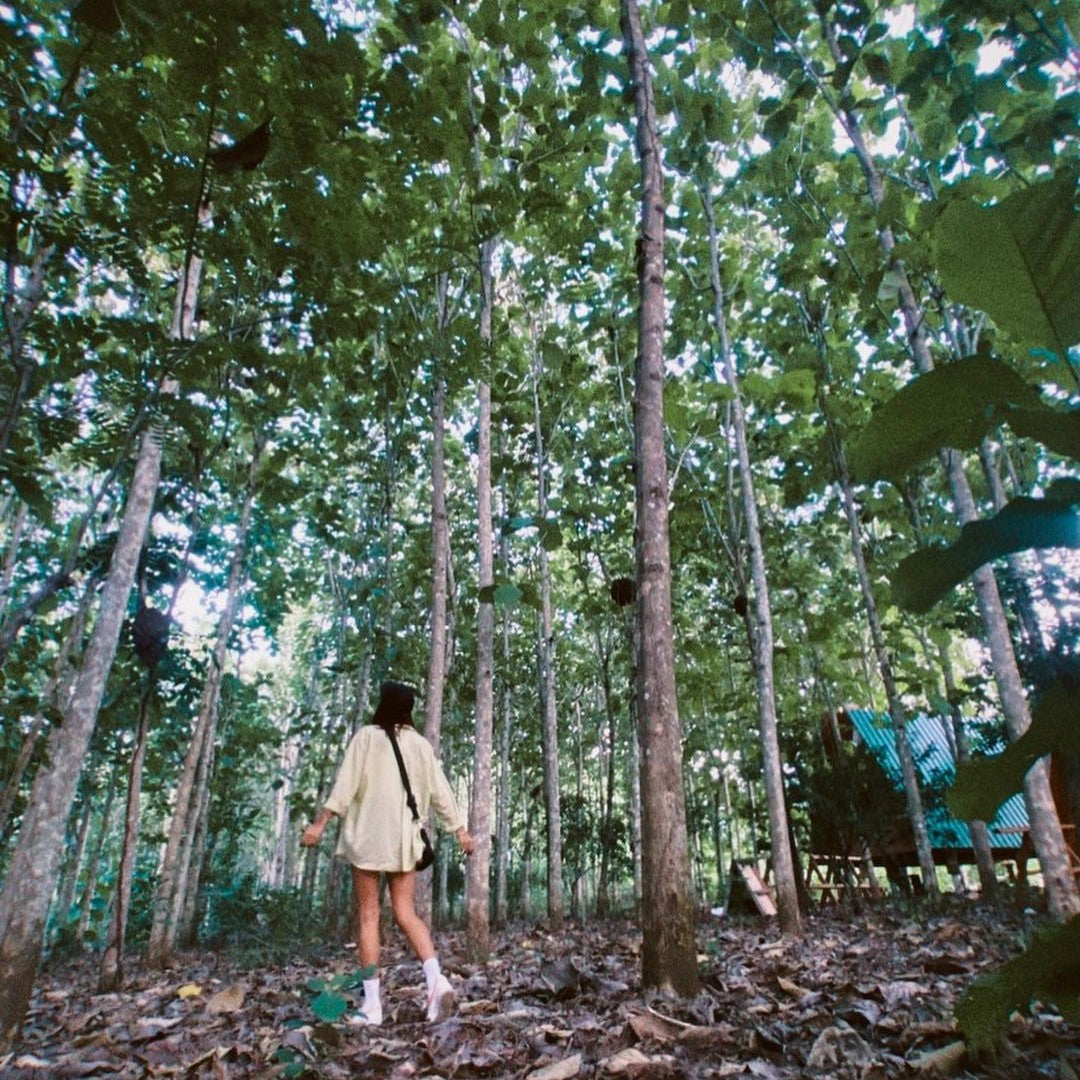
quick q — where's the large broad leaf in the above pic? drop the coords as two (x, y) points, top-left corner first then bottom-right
(933, 170), (1080, 357)
(956, 914), (1080, 1048)
(891, 485), (1080, 612)
(948, 677), (1080, 822)
(848, 355), (1043, 484)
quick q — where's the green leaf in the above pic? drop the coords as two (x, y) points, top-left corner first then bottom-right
(891, 494), (1080, 612)
(848, 354), (1043, 483)
(949, 677), (1080, 822)
(1008, 408), (1080, 463)
(933, 170), (1080, 357)
(956, 915), (1080, 1048)
(310, 991), (348, 1023)
(494, 583), (523, 608)
(540, 522), (563, 552)
(776, 369), (816, 410)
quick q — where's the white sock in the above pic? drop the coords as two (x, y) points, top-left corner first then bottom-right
(422, 956), (441, 992)
(363, 977), (381, 1012)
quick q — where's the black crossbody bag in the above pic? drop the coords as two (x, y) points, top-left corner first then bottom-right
(386, 727), (436, 872)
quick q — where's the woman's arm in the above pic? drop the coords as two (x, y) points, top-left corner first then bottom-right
(300, 727), (370, 845)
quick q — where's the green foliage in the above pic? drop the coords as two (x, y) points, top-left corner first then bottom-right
(933, 171), (1080, 359)
(848, 354), (1053, 486)
(949, 678), (1080, 823)
(891, 484), (1080, 613)
(957, 915), (1080, 1048)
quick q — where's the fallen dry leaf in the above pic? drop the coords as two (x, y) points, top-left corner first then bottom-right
(528, 1052), (583, 1079)
(206, 983), (247, 1014)
(912, 1040), (968, 1075)
(177, 983), (203, 999)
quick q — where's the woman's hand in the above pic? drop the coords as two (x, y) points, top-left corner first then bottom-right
(301, 808), (334, 848)
(456, 827), (475, 856)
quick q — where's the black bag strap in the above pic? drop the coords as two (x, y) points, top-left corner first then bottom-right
(385, 726), (421, 823)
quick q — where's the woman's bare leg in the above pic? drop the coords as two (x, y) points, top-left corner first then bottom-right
(387, 871), (435, 962)
(352, 867), (381, 968)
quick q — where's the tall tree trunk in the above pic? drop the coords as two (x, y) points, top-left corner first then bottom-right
(54, 783), (95, 935)
(596, 629), (618, 917)
(819, 387), (939, 896)
(812, 4), (1079, 921)
(420, 312), (451, 922)
(531, 335), (563, 926)
(98, 676), (155, 990)
(147, 441), (262, 967)
(465, 237), (496, 960)
(0, 578), (95, 850)
(0, 420), (162, 1048)
(700, 186), (801, 933)
(621, 0), (699, 993)
(494, 477), (513, 929)
(977, 438), (1050, 662)
(519, 773), (535, 921)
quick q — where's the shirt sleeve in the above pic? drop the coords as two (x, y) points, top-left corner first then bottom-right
(427, 748), (466, 833)
(324, 727), (369, 817)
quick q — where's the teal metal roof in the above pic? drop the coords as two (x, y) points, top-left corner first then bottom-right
(846, 708), (1029, 851)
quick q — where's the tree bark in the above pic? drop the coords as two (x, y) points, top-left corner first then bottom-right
(494, 476), (513, 929)
(621, 0), (700, 993)
(0, 421), (162, 1049)
(147, 441), (262, 967)
(0, 578), (95, 850)
(531, 335), (563, 926)
(420, 284), (451, 922)
(700, 185), (801, 933)
(98, 675), (155, 990)
(465, 237), (496, 960)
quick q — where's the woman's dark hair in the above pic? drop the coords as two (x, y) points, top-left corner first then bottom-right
(371, 680), (416, 732)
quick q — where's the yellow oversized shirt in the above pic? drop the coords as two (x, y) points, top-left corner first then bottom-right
(324, 724), (465, 872)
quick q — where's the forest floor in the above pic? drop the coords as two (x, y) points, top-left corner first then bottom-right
(3, 899), (1078, 1080)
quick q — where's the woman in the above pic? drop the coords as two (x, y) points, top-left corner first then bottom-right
(301, 680), (474, 1026)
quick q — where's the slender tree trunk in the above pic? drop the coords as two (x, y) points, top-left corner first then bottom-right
(76, 767), (119, 945)
(465, 237), (496, 960)
(98, 676), (154, 989)
(420, 315), (450, 922)
(147, 442), (262, 966)
(531, 335), (563, 926)
(596, 631), (618, 917)
(700, 185), (801, 934)
(494, 477), (513, 929)
(0, 420), (162, 1048)
(178, 736), (215, 948)
(978, 438), (1049, 661)
(627, 622), (644, 915)
(519, 771), (535, 921)
(621, 0), (699, 992)
(813, 6), (1079, 921)
(823, 401), (939, 895)
(54, 786), (94, 935)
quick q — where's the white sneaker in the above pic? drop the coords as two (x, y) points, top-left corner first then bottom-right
(425, 974), (455, 1022)
(347, 1002), (383, 1026)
